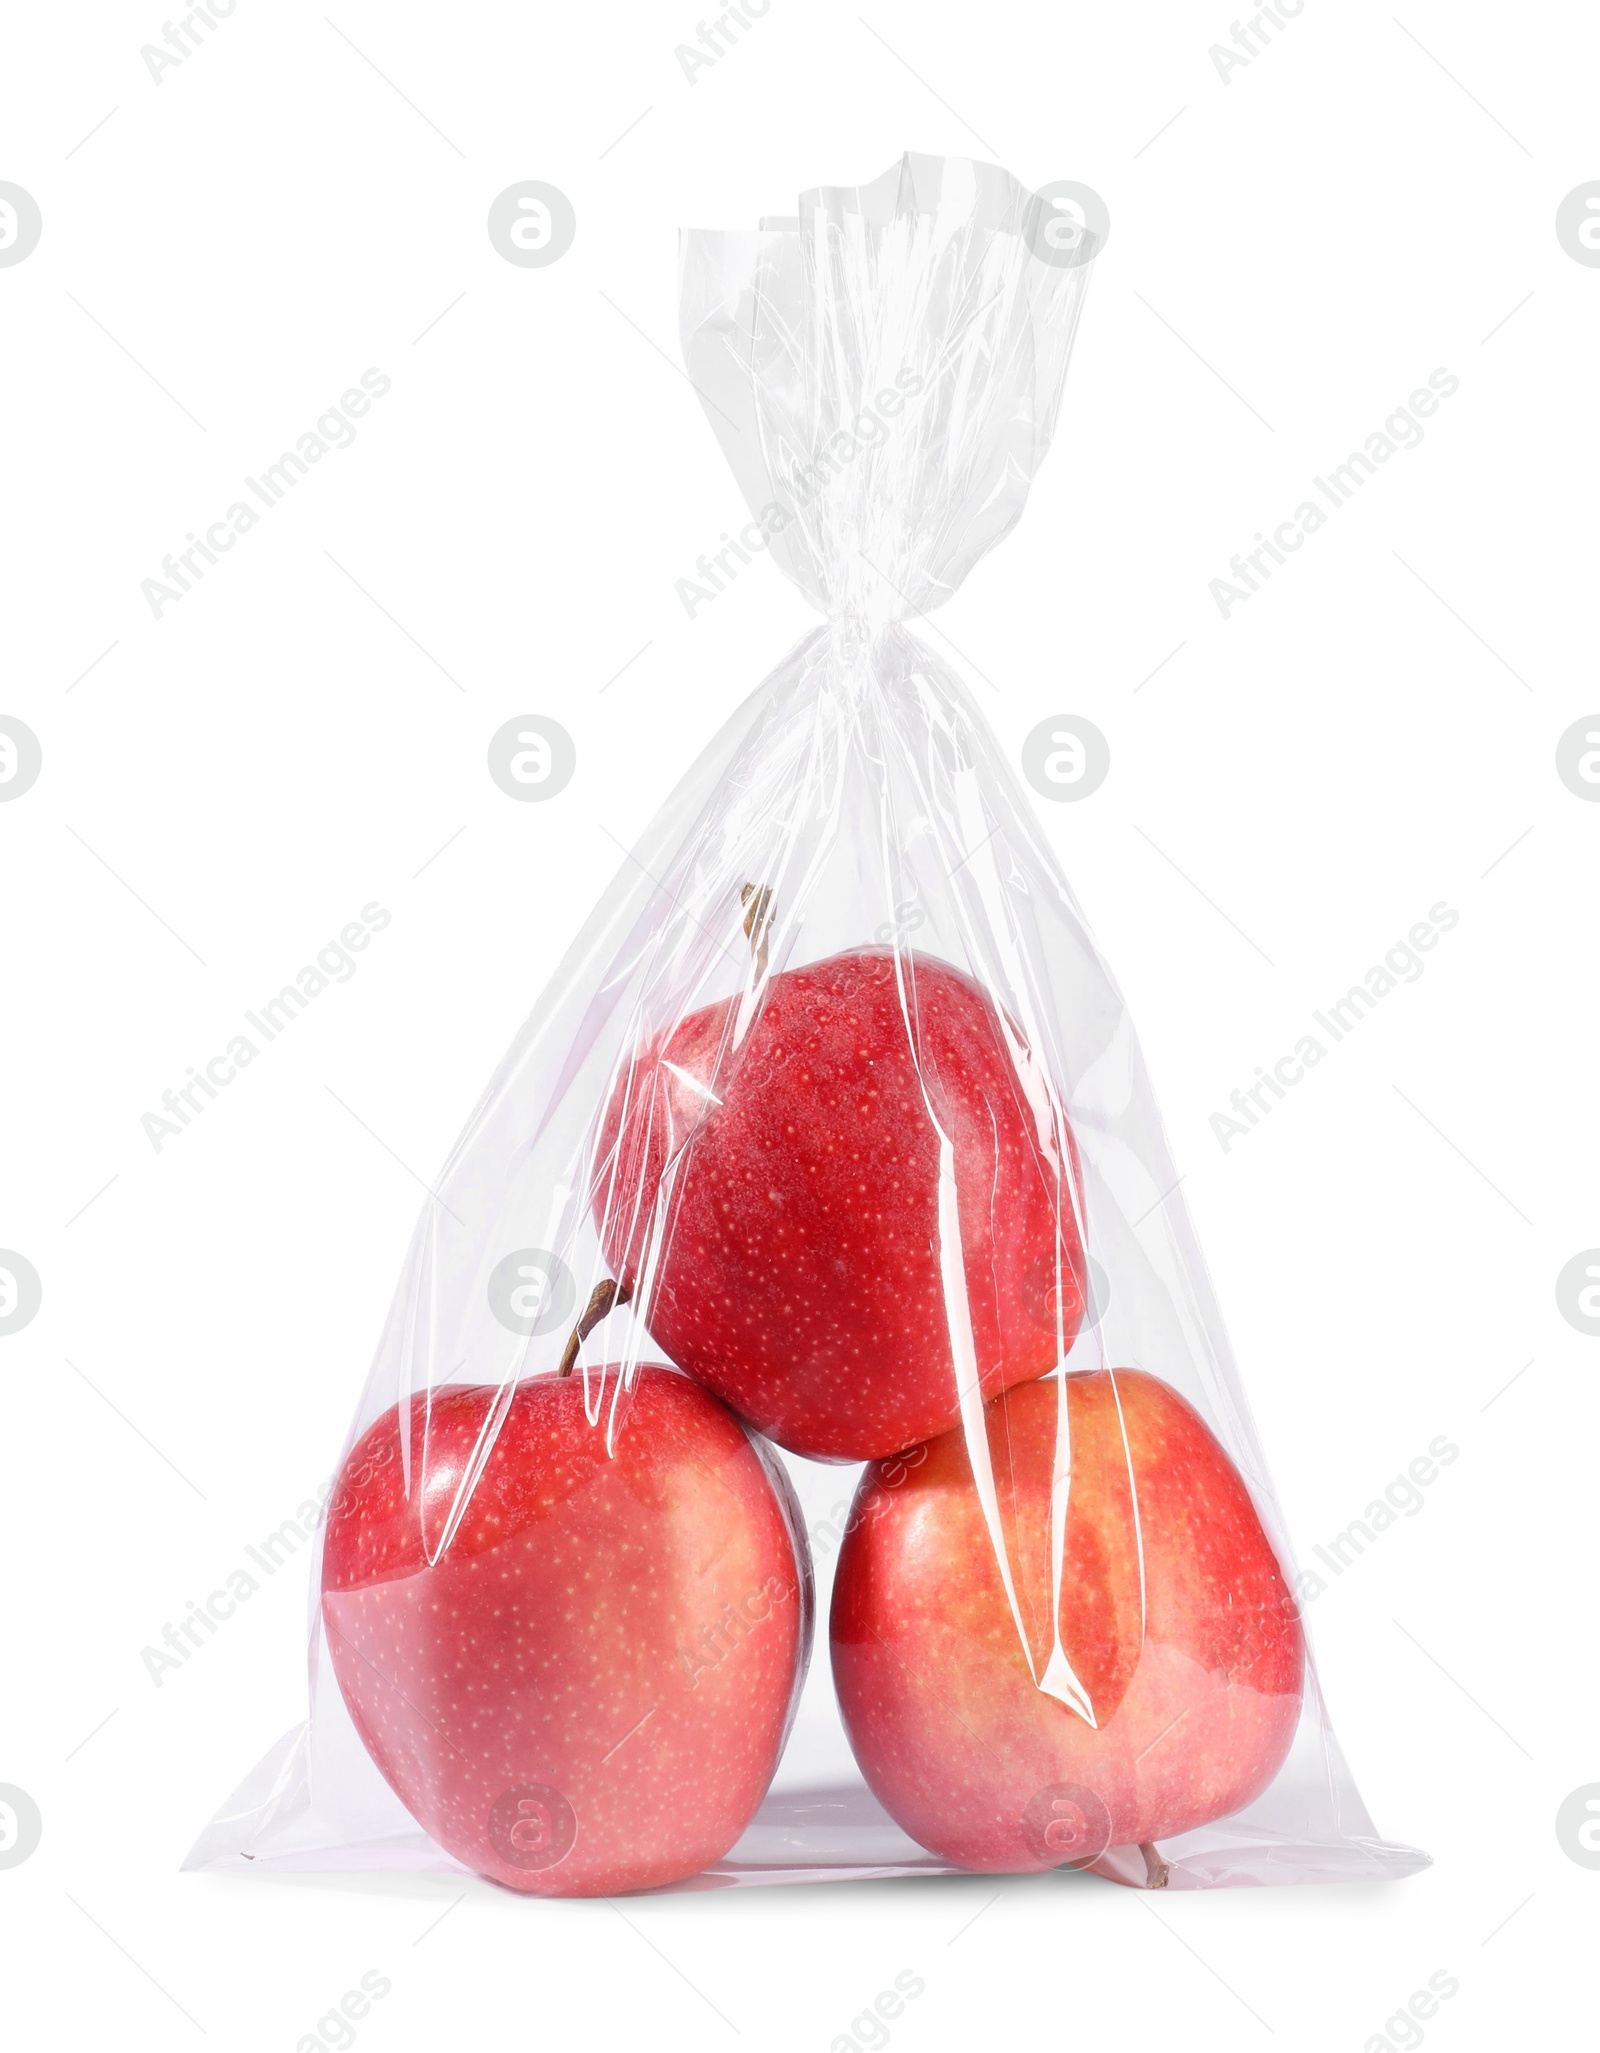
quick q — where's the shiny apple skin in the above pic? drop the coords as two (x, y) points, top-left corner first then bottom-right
(322, 1366), (810, 1895)
(830, 1370), (1304, 1871)
(594, 948), (1085, 1462)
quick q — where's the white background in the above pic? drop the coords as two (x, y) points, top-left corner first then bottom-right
(3, 0), (1596, 2045)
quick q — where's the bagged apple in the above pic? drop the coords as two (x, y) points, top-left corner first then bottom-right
(191, 154), (1424, 1895)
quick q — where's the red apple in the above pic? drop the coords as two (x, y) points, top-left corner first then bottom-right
(593, 947), (1084, 1461)
(321, 1365), (810, 1896)
(830, 1369), (1303, 1874)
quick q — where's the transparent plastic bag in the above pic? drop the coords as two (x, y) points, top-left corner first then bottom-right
(190, 153), (1427, 1894)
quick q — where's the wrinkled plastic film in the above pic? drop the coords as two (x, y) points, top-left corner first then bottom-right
(190, 154), (1425, 1893)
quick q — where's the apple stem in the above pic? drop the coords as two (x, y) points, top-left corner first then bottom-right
(741, 882), (774, 982)
(1138, 1841), (1170, 1890)
(556, 1277), (635, 1378)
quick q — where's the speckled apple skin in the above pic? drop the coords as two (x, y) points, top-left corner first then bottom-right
(830, 1371), (1304, 1870)
(594, 948), (1085, 1462)
(322, 1367), (810, 1896)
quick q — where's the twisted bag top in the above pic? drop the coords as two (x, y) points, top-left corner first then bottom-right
(680, 153), (1098, 624)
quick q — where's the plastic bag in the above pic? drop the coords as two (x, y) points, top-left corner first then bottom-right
(190, 153), (1427, 1894)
